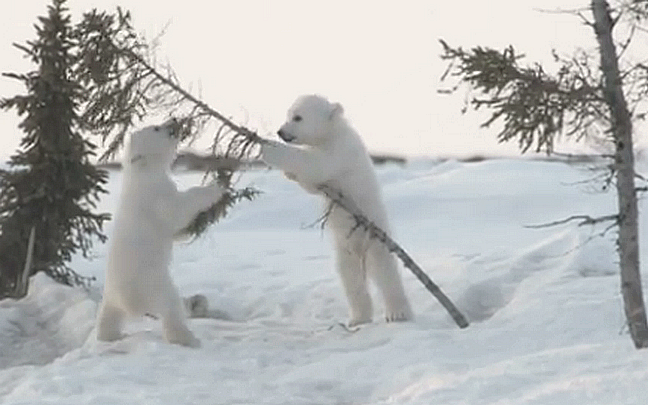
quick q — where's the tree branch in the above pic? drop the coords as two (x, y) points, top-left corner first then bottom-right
(120, 49), (265, 147)
(439, 39), (604, 154)
(525, 214), (618, 229)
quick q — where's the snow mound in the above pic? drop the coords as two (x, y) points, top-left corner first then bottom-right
(0, 273), (98, 369)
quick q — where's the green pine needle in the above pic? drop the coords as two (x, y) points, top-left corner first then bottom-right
(177, 168), (260, 239)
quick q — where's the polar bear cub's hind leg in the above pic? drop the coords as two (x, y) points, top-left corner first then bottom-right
(335, 246), (373, 327)
(161, 286), (201, 348)
(367, 243), (413, 323)
(96, 303), (126, 342)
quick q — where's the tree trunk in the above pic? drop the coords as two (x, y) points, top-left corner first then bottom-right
(592, 0), (648, 348)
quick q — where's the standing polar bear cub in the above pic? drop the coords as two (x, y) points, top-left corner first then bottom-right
(261, 94), (413, 326)
(96, 120), (225, 347)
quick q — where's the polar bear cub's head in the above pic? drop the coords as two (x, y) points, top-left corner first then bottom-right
(125, 119), (182, 169)
(277, 94), (344, 146)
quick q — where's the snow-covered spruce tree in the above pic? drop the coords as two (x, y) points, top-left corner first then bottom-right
(0, 0), (110, 297)
(440, 0), (648, 348)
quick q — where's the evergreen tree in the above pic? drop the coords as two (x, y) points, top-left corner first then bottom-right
(0, 0), (109, 297)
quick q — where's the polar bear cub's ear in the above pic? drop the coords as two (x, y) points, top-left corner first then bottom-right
(329, 102), (344, 120)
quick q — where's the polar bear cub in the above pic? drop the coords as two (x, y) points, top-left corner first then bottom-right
(96, 119), (225, 347)
(261, 94), (413, 326)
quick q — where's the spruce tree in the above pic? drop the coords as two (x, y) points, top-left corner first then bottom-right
(0, 0), (109, 297)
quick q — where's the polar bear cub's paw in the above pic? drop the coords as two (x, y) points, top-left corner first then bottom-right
(385, 309), (413, 323)
(165, 325), (201, 348)
(384, 300), (414, 323)
(347, 314), (373, 328)
(96, 304), (126, 342)
(346, 296), (373, 327)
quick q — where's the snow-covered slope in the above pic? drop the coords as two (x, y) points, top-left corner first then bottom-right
(2, 158), (648, 405)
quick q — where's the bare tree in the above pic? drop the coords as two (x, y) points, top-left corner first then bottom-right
(440, 0), (648, 347)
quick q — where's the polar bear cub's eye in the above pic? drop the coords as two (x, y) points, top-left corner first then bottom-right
(293, 115), (302, 122)
(154, 126), (160, 132)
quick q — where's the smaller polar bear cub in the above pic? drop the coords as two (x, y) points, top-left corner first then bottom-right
(96, 120), (225, 347)
(261, 94), (413, 326)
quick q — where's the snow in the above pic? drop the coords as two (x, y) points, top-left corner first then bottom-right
(2, 157), (648, 404)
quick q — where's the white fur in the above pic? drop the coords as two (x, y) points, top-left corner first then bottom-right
(96, 120), (225, 347)
(261, 94), (413, 326)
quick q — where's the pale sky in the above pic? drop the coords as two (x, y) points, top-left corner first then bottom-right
(0, 0), (594, 161)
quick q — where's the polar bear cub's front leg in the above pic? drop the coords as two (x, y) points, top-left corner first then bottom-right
(165, 183), (226, 235)
(261, 140), (338, 192)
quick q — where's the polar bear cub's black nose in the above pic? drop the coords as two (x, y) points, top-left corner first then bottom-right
(165, 118), (182, 139)
(277, 129), (295, 143)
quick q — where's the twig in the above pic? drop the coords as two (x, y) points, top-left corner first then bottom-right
(525, 214), (618, 229)
(302, 200), (335, 230)
(98, 43), (267, 238)
(550, 151), (614, 160)
(317, 184), (469, 329)
(533, 7), (591, 15)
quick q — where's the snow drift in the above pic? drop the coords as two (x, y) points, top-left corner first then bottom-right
(2, 158), (648, 405)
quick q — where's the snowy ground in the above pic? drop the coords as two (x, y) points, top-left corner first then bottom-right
(2, 157), (648, 404)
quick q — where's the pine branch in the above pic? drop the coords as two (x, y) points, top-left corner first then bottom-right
(317, 184), (469, 329)
(124, 50), (264, 145)
(104, 45), (267, 163)
(178, 169), (260, 239)
(439, 39), (604, 154)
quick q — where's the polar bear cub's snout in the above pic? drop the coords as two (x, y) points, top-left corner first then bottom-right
(277, 128), (296, 143)
(162, 118), (181, 138)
